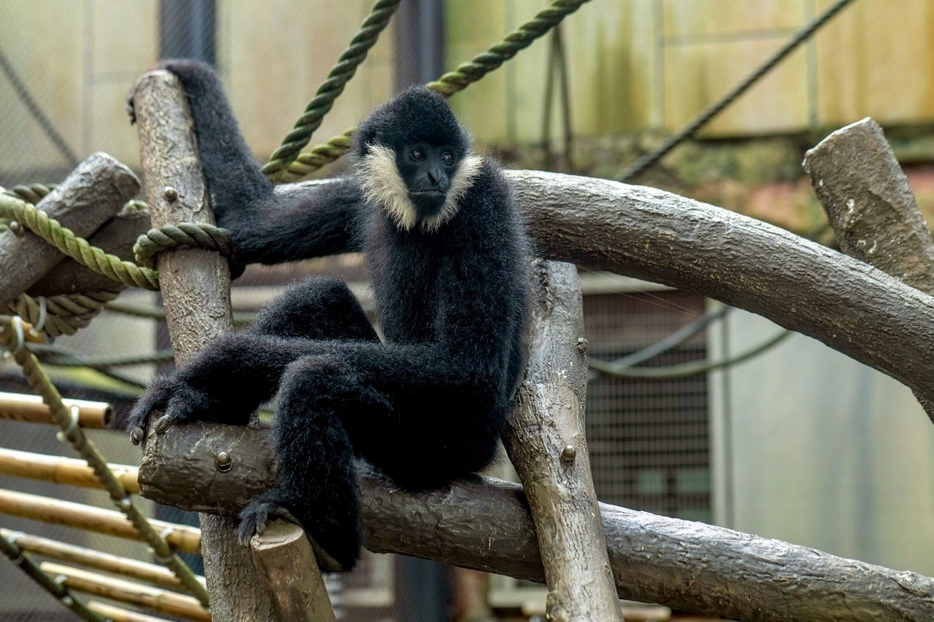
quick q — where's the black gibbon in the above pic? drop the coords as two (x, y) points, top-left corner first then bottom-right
(124, 60), (529, 571)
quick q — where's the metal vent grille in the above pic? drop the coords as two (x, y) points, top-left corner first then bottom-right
(583, 290), (711, 522)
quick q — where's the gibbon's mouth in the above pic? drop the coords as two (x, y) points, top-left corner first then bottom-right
(410, 189), (446, 197)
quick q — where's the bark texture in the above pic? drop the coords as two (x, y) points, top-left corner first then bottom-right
(804, 117), (934, 418)
(0, 153), (139, 306)
(130, 68), (279, 621)
(504, 260), (622, 621)
(137, 426), (934, 622)
(803, 117), (934, 290)
(250, 521), (337, 622)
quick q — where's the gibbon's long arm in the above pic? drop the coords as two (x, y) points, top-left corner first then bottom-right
(158, 60), (365, 267)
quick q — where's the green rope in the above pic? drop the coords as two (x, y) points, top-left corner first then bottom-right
(277, 0), (592, 181)
(6, 290), (123, 338)
(0, 532), (108, 622)
(0, 316), (210, 608)
(133, 223), (233, 268)
(0, 193), (160, 290)
(263, 0), (402, 180)
(589, 330), (792, 379)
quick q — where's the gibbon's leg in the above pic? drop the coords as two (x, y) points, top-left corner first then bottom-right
(124, 277), (377, 435)
(238, 354), (379, 571)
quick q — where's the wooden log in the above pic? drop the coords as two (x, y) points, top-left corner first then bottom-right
(40, 562), (209, 621)
(250, 521), (337, 622)
(0, 391), (112, 428)
(0, 447), (139, 493)
(283, 173), (934, 412)
(804, 117), (934, 418)
(803, 118), (934, 291)
(130, 68), (279, 621)
(504, 260), (622, 621)
(27, 209), (150, 297)
(87, 601), (172, 622)
(0, 489), (200, 555)
(137, 424), (934, 621)
(0, 152), (140, 306)
(0, 528), (198, 591)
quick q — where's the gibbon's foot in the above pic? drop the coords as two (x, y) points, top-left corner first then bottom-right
(238, 496), (347, 572)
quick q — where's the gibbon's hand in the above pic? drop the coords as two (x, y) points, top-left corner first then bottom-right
(125, 373), (214, 445)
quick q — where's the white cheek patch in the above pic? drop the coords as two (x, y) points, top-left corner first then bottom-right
(421, 153), (483, 233)
(358, 144), (417, 231)
(358, 145), (484, 233)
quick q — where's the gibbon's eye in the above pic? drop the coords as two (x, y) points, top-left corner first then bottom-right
(440, 152), (455, 166)
(410, 149), (425, 161)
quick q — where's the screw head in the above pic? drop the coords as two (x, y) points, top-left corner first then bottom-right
(560, 445), (577, 464)
(9, 221), (24, 236)
(215, 451), (232, 472)
(163, 186), (178, 202)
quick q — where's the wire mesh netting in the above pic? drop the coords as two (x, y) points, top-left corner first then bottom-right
(584, 290), (711, 523)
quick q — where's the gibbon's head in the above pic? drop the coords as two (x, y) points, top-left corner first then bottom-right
(354, 86), (483, 232)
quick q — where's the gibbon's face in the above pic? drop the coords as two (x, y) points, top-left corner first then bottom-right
(396, 142), (460, 217)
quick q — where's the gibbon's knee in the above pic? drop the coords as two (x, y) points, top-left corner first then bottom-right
(250, 277), (376, 342)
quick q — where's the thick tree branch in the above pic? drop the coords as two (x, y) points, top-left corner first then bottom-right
(804, 117), (934, 417)
(130, 69), (280, 621)
(137, 422), (934, 622)
(0, 153), (139, 306)
(504, 260), (622, 621)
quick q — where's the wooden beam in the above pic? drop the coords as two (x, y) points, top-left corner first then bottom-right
(137, 424), (934, 622)
(0, 153), (139, 306)
(250, 521), (337, 622)
(504, 260), (622, 621)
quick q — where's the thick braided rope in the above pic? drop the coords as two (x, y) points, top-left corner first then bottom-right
(6, 290), (123, 337)
(1, 184), (54, 233)
(0, 193), (160, 290)
(133, 223), (233, 268)
(262, 0), (402, 180)
(276, 0), (592, 181)
(0, 317), (211, 608)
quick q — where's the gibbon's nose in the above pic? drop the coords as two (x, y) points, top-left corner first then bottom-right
(427, 166), (444, 188)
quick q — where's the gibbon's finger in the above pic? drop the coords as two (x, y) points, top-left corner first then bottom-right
(153, 415), (176, 435)
(130, 427), (145, 446)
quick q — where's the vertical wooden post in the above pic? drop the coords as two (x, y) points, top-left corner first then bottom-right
(504, 259), (623, 621)
(250, 521), (337, 622)
(130, 69), (281, 621)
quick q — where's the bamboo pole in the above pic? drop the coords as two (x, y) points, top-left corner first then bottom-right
(0, 391), (112, 428)
(40, 562), (210, 621)
(0, 489), (201, 554)
(0, 528), (201, 591)
(88, 601), (172, 622)
(0, 447), (139, 493)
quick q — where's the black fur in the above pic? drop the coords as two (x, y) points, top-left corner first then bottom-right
(124, 60), (529, 571)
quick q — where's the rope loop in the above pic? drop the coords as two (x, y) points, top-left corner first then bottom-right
(133, 222), (233, 268)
